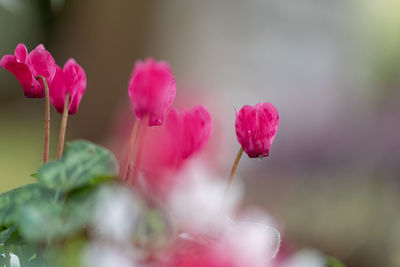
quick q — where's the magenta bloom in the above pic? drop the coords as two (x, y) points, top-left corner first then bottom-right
(140, 105), (213, 196)
(50, 58), (87, 114)
(0, 43), (56, 98)
(235, 102), (279, 158)
(128, 58), (176, 126)
(167, 106), (213, 160)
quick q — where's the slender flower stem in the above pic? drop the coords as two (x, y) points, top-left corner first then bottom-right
(223, 146), (244, 197)
(121, 119), (140, 182)
(129, 117), (148, 184)
(56, 94), (70, 159)
(36, 75), (51, 163)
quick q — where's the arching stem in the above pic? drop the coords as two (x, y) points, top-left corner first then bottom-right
(36, 75), (50, 163)
(56, 94), (70, 159)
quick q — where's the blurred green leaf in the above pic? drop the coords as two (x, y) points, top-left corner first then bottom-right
(326, 255), (346, 267)
(0, 225), (16, 244)
(11, 243), (38, 267)
(37, 140), (118, 192)
(16, 187), (98, 242)
(0, 183), (54, 225)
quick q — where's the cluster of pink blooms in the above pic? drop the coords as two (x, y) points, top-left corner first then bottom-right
(0, 43), (86, 113)
(121, 58), (282, 266)
(1, 44), (287, 266)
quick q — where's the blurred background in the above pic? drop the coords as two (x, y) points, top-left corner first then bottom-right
(0, 0), (399, 266)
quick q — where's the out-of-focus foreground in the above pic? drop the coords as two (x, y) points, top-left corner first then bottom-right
(0, 1), (399, 266)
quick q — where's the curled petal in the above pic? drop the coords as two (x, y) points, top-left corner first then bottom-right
(27, 44), (56, 84)
(0, 54), (42, 98)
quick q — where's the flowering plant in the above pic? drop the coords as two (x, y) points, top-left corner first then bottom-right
(0, 44), (345, 267)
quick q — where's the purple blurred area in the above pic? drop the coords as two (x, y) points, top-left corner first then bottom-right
(1, 1), (399, 266)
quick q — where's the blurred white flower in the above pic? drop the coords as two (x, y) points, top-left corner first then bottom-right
(220, 220), (281, 267)
(91, 185), (142, 243)
(82, 242), (136, 267)
(167, 161), (242, 233)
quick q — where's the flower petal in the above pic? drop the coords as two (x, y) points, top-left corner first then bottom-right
(235, 103), (279, 158)
(14, 43), (28, 63)
(0, 54), (42, 98)
(128, 58), (176, 126)
(63, 58), (86, 114)
(49, 66), (67, 113)
(27, 44), (56, 84)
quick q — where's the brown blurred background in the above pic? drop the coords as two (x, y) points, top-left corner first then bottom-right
(1, 1), (400, 266)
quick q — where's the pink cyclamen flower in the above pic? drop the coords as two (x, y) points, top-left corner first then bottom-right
(140, 105), (213, 196)
(128, 58), (176, 126)
(0, 43), (56, 98)
(50, 58), (87, 114)
(235, 103), (279, 158)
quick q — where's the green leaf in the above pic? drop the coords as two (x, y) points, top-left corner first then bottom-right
(37, 140), (118, 192)
(326, 255), (346, 267)
(0, 226), (16, 244)
(0, 183), (55, 225)
(11, 244), (38, 266)
(16, 184), (101, 242)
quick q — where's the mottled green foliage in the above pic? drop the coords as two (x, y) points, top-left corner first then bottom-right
(0, 184), (54, 226)
(37, 140), (118, 191)
(0, 140), (120, 266)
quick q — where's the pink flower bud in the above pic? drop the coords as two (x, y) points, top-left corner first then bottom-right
(49, 58), (87, 114)
(0, 43), (56, 98)
(235, 103), (279, 158)
(128, 58), (176, 126)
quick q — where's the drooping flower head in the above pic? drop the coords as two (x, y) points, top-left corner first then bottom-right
(0, 43), (56, 98)
(235, 102), (279, 158)
(140, 106), (213, 196)
(128, 58), (176, 126)
(167, 106), (213, 160)
(50, 58), (87, 114)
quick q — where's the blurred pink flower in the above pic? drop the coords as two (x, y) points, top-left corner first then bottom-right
(140, 105), (213, 195)
(50, 58), (87, 114)
(0, 43), (56, 98)
(166, 218), (279, 267)
(235, 103), (279, 158)
(128, 58), (176, 126)
(166, 236), (235, 267)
